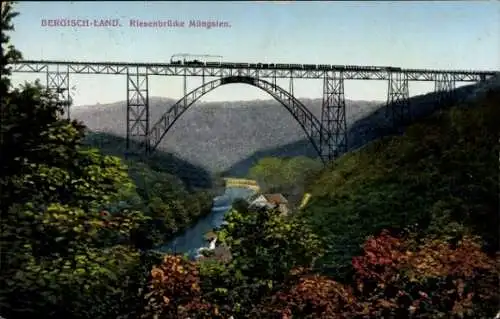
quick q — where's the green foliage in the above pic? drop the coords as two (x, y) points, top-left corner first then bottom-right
(3, 2), (499, 318)
(248, 156), (322, 203)
(218, 206), (323, 280)
(300, 90), (500, 277)
(142, 203), (325, 318)
(205, 205), (323, 316)
(0, 115), (149, 318)
(0, 4), (218, 316)
(143, 230), (499, 319)
(125, 161), (215, 248)
(83, 131), (215, 189)
(142, 89), (500, 317)
(0, 3), (154, 317)
(4, 246), (143, 318)
(0, 1), (22, 93)
(82, 132), (218, 249)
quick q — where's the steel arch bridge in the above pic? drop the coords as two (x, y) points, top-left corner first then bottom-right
(149, 76), (325, 159)
(11, 59), (499, 163)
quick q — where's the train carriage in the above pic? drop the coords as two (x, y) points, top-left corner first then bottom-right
(185, 60), (205, 66)
(233, 62), (249, 68)
(303, 64), (317, 69)
(385, 67), (402, 71)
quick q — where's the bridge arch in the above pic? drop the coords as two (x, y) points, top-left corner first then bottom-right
(149, 76), (325, 160)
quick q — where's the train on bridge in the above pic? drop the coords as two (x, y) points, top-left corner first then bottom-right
(169, 53), (403, 71)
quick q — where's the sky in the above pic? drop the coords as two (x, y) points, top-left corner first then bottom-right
(9, 1), (500, 106)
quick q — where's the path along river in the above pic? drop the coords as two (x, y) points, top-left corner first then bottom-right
(158, 187), (256, 258)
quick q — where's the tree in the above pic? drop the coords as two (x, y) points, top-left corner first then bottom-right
(127, 160), (215, 248)
(0, 1), (22, 94)
(142, 202), (325, 318)
(248, 157), (285, 192)
(351, 230), (499, 318)
(0, 3), (151, 318)
(300, 89), (500, 278)
(142, 255), (217, 319)
(256, 272), (360, 319)
(207, 205), (324, 317)
(248, 156), (322, 204)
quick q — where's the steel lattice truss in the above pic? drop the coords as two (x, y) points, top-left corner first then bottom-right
(11, 60), (499, 163)
(12, 60), (497, 81)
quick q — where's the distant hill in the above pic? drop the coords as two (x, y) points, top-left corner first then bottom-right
(72, 98), (380, 175)
(225, 76), (499, 176)
(73, 76), (499, 180)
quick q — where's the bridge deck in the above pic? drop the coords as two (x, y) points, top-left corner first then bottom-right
(12, 60), (499, 82)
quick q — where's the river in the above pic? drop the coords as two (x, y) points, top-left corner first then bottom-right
(158, 186), (256, 258)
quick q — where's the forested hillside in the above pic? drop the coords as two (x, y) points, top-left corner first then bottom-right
(0, 5), (213, 318)
(137, 86), (499, 319)
(299, 88), (499, 278)
(81, 132), (217, 249)
(83, 131), (215, 189)
(74, 82), (492, 181)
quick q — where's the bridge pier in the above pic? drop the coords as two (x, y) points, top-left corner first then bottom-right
(288, 74), (294, 103)
(46, 66), (71, 120)
(434, 73), (456, 107)
(183, 69), (187, 108)
(126, 67), (150, 156)
(320, 71), (347, 161)
(386, 71), (410, 127)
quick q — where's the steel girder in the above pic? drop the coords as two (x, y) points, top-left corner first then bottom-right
(434, 73), (456, 107)
(321, 71), (347, 161)
(13, 60), (498, 81)
(386, 72), (410, 126)
(12, 60), (498, 163)
(45, 66), (70, 119)
(148, 76), (327, 162)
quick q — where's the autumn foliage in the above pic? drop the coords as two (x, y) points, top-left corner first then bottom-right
(144, 230), (499, 318)
(351, 230), (499, 318)
(257, 272), (360, 319)
(142, 255), (219, 319)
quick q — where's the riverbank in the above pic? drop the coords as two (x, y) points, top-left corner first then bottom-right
(157, 186), (257, 257)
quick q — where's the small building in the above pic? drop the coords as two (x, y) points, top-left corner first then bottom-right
(196, 244), (232, 263)
(249, 193), (289, 215)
